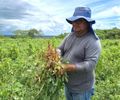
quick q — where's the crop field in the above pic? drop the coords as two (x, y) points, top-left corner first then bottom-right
(0, 37), (120, 100)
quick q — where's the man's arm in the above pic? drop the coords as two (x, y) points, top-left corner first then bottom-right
(57, 34), (70, 56)
(63, 40), (101, 72)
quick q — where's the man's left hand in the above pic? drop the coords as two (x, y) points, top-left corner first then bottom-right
(58, 64), (76, 75)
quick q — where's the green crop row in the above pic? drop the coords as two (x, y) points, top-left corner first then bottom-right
(0, 38), (120, 100)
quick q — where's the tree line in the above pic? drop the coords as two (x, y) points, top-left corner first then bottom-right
(57, 27), (120, 39)
(0, 27), (120, 39)
(13, 28), (43, 38)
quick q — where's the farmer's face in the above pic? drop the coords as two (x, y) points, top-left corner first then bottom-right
(72, 19), (89, 34)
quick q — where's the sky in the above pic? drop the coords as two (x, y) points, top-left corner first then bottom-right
(0, 0), (120, 35)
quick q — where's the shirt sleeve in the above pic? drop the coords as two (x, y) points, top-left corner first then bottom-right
(75, 39), (102, 72)
(57, 34), (70, 56)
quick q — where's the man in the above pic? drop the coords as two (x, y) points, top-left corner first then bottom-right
(58, 7), (101, 100)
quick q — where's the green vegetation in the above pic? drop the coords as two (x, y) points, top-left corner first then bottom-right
(57, 28), (120, 39)
(92, 39), (120, 100)
(95, 28), (120, 39)
(0, 31), (120, 99)
(13, 28), (43, 38)
(0, 38), (120, 100)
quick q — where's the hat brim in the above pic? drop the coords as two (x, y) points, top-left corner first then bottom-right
(66, 16), (95, 24)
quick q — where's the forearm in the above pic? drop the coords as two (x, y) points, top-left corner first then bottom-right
(75, 60), (96, 72)
(64, 60), (96, 73)
(63, 64), (76, 72)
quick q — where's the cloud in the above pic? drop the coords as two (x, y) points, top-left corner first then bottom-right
(112, 6), (120, 15)
(0, 0), (120, 35)
(0, 0), (69, 35)
(94, 6), (120, 19)
(92, 3), (120, 29)
(0, 0), (33, 19)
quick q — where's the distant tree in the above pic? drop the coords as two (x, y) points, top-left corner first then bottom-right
(39, 29), (43, 35)
(95, 28), (120, 39)
(113, 27), (118, 30)
(57, 32), (69, 38)
(28, 28), (39, 37)
(13, 28), (43, 38)
(14, 30), (28, 37)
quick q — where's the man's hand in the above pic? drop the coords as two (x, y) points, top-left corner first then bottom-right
(64, 64), (76, 72)
(58, 64), (76, 75)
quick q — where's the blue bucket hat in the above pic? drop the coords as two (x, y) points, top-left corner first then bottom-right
(66, 7), (95, 24)
(67, 7), (99, 40)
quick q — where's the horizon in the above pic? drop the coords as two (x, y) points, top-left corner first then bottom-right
(1, 27), (120, 37)
(0, 0), (120, 35)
